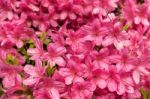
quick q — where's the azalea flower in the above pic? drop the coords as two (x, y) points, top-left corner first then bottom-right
(109, 49), (135, 72)
(121, 0), (137, 25)
(71, 81), (96, 99)
(0, 48), (24, 89)
(102, 22), (130, 50)
(88, 69), (109, 89)
(59, 57), (85, 85)
(23, 59), (45, 86)
(27, 38), (45, 60)
(57, 0), (79, 20)
(105, 65), (135, 95)
(134, 3), (150, 26)
(82, 19), (109, 46)
(1, 22), (34, 48)
(33, 78), (65, 99)
(65, 29), (87, 51)
(91, 48), (110, 70)
(42, 43), (66, 67)
(92, 0), (119, 16)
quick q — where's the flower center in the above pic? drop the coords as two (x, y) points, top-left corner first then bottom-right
(5, 54), (19, 65)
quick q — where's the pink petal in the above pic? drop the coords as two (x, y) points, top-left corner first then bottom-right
(56, 47), (66, 56)
(3, 74), (15, 88)
(95, 37), (102, 45)
(49, 88), (60, 99)
(50, 20), (58, 27)
(109, 0), (118, 7)
(126, 86), (134, 93)
(65, 75), (74, 85)
(54, 57), (66, 67)
(97, 79), (107, 89)
(86, 82), (96, 91)
(16, 40), (23, 48)
(133, 70), (140, 84)
(27, 48), (39, 54)
(59, 68), (72, 76)
(60, 11), (67, 20)
(74, 76), (84, 83)
(114, 40), (124, 50)
(23, 77), (38, 85)
(134, 16), (141, 24)
(107, 79), (117, 92)
(24, 65), (38, 76)
(69, 12), (76, 20)
(138, 67), (150, 74)
(42, 53), (50, 60)
(102, 36), (114, 46)
(7, 11), (13, 20)
(83, 89), (90, 94)
(92, 7), (100, 14)
(99, 61), (109, 70)
(117, 83), (125, 95)
(28, 4), (39, 11)
(142, 18), (149, 26)
(39, 24), (46, 31)
(116, 63), (123, 72)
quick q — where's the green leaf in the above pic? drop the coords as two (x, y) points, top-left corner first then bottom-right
(30, 95), (34, 99)
(0, 90), (4, 97)
(24, 55), (30, 64)
(27, 39), (34, 44)
(18, 47), (27, 55)
(140, 88), (150, 99)
(40, 32), (46, 41)
(27, 39), (35, 48)
(122, 25), (129, 30)
(47, 66), (57, 76)
(29, 44), (35, 48)
(0, 85), (4, 97)
(44, 39), (51, 45)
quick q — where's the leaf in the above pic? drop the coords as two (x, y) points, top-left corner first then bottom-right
(18, 47), (27, 55)
(140, 88), (150, 99)
(44, 39), (51, 45)
(47, 66), (57, 77)
(122, 25), (129, 30)
(40, 32), (46, 41)
(0, 85), (4, 97)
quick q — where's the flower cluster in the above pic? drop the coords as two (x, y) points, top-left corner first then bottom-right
(0, 0), (150, 99)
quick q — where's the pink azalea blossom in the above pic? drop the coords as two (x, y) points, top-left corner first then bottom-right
(109, 49), (135, 72)
(134, 3), (150, 26)
(92, 0), (119, 16)
(23, 59), (45, 86)
(59, 57), (85, 85)
(102, 22), (130, 50)
(65, 29), (87, 51)
(0, 48), (24, 89)
(91, 48), (110, 70)
(27, 38), (45, 60)
(42, 43), (66, 67)
(82, 19), (109, 45)
(33, 78), (65, 99)
(71, 81), (96, 99)
(121, 0), (137, 25)
(88, 69), (109, 89)
(57, 0), (79, 20)
(97, 65), (135, 95)
(1, 22), (34, 48)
